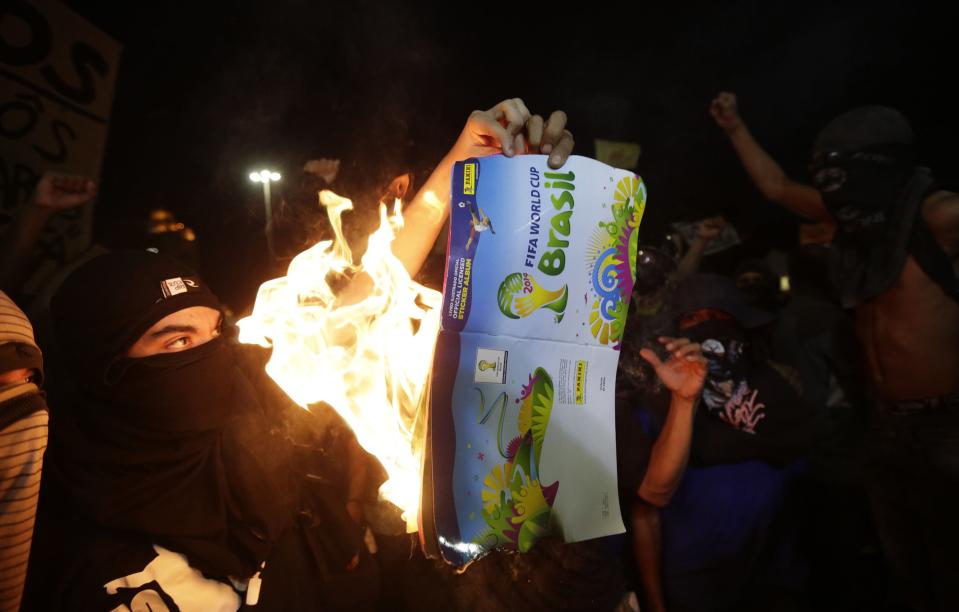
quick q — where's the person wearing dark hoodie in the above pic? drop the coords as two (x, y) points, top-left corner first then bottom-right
(25, 250), (383, 611)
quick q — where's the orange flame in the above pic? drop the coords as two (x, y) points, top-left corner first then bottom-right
(237, 190), (441, 531)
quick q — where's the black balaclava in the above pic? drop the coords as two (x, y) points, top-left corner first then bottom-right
(810, 106), (934, 307)
(811, 106), (915, 234)
(47, 251), (296, 581)
(735, 259), (780, 312)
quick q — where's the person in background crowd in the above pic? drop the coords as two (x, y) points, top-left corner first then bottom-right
(627, 216), (726, 324)
(143, 209), (200, 271)
(303, 158), (341, 186)
(675, 216), (727, 282)
(734, 258), (781, 312)
(630, 243), (681, 319)
(711, 91), (959, 611)
(778, 247), (878, 611)
(0, 292), (48, 612)
(0, 173), (97, 297)
(620, 274), (819, 612)
(616, 331), (707, 612)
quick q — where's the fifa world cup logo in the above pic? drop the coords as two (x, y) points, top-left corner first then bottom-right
(478, 360), (497, 372)
(497, 272), (569, 322)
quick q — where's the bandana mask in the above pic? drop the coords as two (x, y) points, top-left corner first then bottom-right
(684, 319), (748, 411)
(94, 335), (237, 432)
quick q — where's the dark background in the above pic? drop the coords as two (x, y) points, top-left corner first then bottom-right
(65, 0), (955, 311)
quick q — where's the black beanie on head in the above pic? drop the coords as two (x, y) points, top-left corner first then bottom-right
(813, 105), (914, 155)
(51, 250), (222, 380)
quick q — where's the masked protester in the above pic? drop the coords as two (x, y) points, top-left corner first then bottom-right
(618, 274), (818, 612)
(809, 107), (950, 307)
(711, 91), (959, 612)
(630, 245), (679, 317)
(25, 251), (383, 611)
(734, 259), (780, 312)
(0, 292), (48, 612)
(673, 274), (819, 465)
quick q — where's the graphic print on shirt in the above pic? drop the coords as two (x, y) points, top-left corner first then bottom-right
(103, 545), (240, 612)
(701, 337), (766, 434)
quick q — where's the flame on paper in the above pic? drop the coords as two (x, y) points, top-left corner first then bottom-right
(238, 190), (441, 531)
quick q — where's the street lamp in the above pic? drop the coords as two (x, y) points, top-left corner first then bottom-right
(249, 169), (281, 259)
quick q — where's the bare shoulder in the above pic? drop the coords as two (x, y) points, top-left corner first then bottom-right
(922, 190), (959, 255)
(923, 190), (959, 221)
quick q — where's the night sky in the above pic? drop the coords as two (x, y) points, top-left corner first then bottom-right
(66, 0), (954, 311)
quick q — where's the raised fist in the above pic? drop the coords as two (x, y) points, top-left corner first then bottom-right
(31, 172), (96, 211)
(709, 92), (742, 134)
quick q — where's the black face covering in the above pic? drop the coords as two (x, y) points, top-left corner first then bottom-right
(809, 107), (936, 307)
(48, 336), (296, 580)
(810, 146), (914, 240)
(46, 252), (381, 607)
(98, 336), (237, 431)
(46, 339), (382, 612)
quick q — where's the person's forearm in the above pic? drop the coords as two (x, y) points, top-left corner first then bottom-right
(0, 206), (55, 291)
(726, 122), (789, 201)
(334, 149), (457, 307)
(638, 393), (696, 507)
(630, 501), (667, 612)
(391, 149), (460, 277)
(674, 236), (709, 282)
(726, 123), (830, 222)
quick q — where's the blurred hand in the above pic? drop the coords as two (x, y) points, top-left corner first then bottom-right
(451, 98), (574, 169)
(640, 337), (707, 401)
(709, 91), (742, 134)
(31, 172), (96, 211)
(304, 158), (340, 184)
(696, 216), (726, 241)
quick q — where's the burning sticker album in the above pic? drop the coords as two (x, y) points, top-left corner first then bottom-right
(421, 154), (647, 566)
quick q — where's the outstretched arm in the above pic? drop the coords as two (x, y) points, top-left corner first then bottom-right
(636, 337), (706, 507)
(392, 99), (574, 276)
(624, 336), (706, 612)
(710, 92), (831, 222)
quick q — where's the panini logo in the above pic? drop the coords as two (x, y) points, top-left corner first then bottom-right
(574, 360), (587, 405)
(463, 163), (477, 195)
